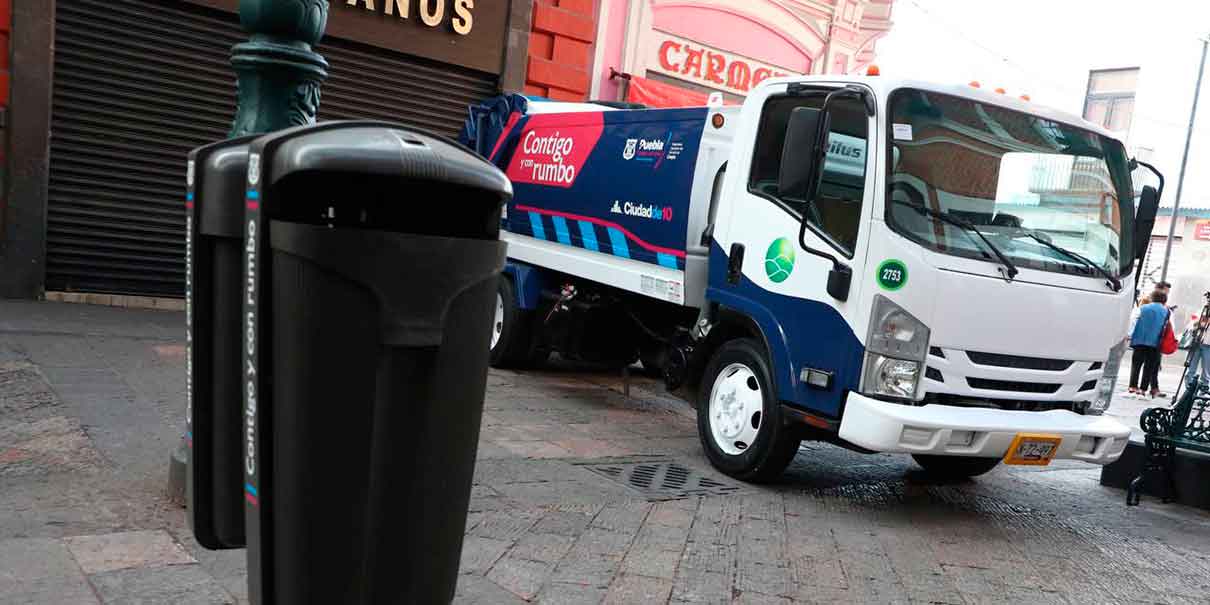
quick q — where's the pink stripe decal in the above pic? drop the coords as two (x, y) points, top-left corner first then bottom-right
(515, 204), (686, 258)
(245, 492), (258, 507)
(488, 112), (522, 162)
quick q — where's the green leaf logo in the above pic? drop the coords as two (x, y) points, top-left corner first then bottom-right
(764, 238), (795, 283)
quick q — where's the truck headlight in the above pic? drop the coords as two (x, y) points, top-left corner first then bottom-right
(861, 295), (930, 401)
(1088, 340), (1127, 415)
(863, 355), (921, 399)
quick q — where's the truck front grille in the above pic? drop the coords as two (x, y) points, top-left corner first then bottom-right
(925, 393), (1083, 413)
(966, 377), (1061, 394)
(966, 351), (1073, 371)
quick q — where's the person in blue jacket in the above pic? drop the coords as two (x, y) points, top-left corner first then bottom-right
(1129, 291), (1170, 398)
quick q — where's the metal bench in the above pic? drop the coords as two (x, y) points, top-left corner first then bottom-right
(1127, 376), (1210, 505)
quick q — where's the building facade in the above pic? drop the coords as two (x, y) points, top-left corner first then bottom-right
(592, 0), (895, 106)
(0, 0), (894, 299)
(1144, 203), (1210, 331)
(0, 0), (531, 299)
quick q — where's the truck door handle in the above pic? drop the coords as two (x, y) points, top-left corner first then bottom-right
(727, 243), (745, 285)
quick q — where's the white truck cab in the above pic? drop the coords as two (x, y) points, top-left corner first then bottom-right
(469, 75), (1159, 481)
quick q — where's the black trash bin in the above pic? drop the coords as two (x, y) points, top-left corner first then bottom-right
(240, 121), (511, 605)
(185, 136), (258, 550)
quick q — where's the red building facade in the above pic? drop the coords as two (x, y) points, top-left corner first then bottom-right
(525, 0), (896, 107)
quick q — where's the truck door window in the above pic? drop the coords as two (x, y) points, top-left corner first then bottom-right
(748, 95), (868, 256)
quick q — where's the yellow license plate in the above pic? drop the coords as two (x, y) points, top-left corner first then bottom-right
(1003, 433), (1062, 466)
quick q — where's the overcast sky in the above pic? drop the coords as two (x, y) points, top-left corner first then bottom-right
(877, 0), (1210, 206)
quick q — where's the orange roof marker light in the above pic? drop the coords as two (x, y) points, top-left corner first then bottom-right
(866, 64), (881, 76)
(969, 81), (981, 88)
(994, 87), (1006, 94)
(1020, 94), (1031, 102)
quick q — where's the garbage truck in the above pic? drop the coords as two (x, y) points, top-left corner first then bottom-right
(462, 75), (1162, 482)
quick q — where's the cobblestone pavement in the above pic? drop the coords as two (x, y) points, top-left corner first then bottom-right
(1108, 355), (1194, 440)
(2, 301), (1210, 604)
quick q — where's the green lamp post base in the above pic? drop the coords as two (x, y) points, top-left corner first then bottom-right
(230, 0), (331, 137)
(230, 36), (329, 137)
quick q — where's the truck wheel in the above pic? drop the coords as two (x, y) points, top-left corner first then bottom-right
(912, 455), (1000, 478)
(697, 339), (800, 483)
(489, 278), (541, 368)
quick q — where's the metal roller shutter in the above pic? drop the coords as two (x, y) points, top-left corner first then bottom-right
(48, 0), (497, 296)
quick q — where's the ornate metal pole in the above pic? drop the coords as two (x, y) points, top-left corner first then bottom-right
(230, 0), (330, 136)
(170, 0), (329, 506)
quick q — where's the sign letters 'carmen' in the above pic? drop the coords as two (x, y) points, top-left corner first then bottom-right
(345, 0), (476, 35)
(650, 31), (799, 96)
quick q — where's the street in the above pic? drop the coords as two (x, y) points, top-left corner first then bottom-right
(0, 0), (1207, 602)
(1, 300), (1209, 604)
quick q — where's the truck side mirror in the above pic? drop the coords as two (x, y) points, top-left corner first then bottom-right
(1134, 185), (1160, 254)
(778, 107), (825, 199)
(827, 265), (852, 302)
(782, 105), (851, 302)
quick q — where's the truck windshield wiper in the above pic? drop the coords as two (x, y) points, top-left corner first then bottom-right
(1014, 229), (1122, 292)
(893, 200), (1019, 281)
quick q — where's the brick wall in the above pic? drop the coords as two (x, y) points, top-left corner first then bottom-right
(525, 0), (596, 102)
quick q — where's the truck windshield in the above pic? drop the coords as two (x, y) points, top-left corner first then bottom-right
(886, 88), (1135, 278)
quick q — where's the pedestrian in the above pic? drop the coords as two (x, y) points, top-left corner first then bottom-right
(1151, 283), (1171, 396)
(1188, 314), (1210, 390)
(1127, 293), (1152, 398)
(1129, 291), (1170, 399)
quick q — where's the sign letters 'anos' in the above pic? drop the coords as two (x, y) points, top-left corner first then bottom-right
(344, 0), (476, 35)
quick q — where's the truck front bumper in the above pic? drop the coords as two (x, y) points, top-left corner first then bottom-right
(838, 393), (1131, 464)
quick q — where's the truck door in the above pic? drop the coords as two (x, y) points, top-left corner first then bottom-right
(708, 86), (877, 417)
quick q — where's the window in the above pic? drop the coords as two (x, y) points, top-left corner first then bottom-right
(887, 88), (1136, 277)
(748, 94), (869, 255)
(1089, 69), (1138, 94)
(1083, 68), (1139, 133)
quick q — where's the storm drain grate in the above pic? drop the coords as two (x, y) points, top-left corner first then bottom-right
(576, 458), (744, 501)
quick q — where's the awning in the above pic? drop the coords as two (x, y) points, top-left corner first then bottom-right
(624, 74), (711, 108)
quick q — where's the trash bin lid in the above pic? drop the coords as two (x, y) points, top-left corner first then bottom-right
(261, 123), (511, 200)
(191, 136), (258, 237)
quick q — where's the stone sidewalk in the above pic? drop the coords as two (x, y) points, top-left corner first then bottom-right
(1108, 354), (1196, 440)
(3, 300), (1210, 604)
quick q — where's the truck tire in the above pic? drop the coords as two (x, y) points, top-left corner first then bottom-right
(697, 339), (800, 483)
(489, 278), (542, 369)
(912, 455), (1000, 478)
